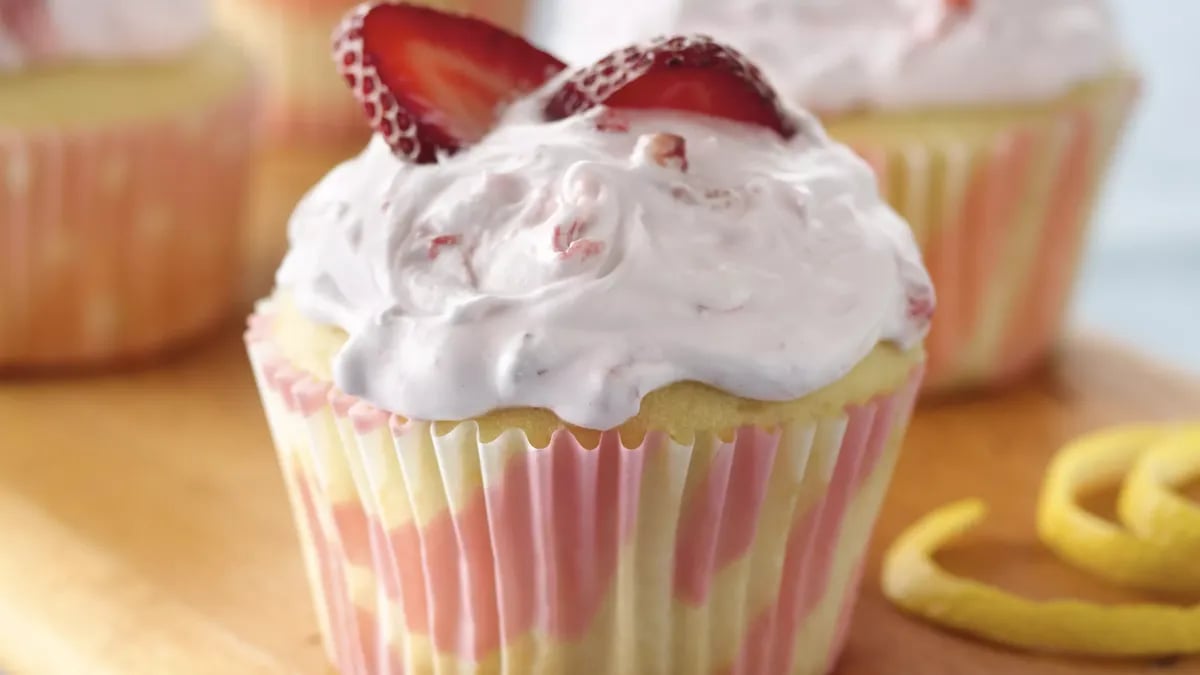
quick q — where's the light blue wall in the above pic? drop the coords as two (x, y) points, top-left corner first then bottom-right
(1073, 0), (1200, 371)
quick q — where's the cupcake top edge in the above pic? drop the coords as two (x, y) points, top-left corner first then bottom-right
(275, 4), (934, 430)
(545, 0), (1126, 113)
(0, 0), (211, 71)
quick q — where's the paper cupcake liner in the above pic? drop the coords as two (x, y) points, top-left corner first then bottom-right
(217, 0), (532, 148)
(246, 311), (922, 674)
(832, 75), (1140, 393)
(0, 80), (257, 369)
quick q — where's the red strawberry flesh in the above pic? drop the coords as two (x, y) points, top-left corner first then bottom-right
(334, 2), (566, 162)
(544, 36), (797, 139)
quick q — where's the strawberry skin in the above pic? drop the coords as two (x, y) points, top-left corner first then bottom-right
(544, 36), (798, 139)
(333, 2), (566, 162)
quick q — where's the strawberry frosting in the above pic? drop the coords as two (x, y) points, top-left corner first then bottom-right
(0, 0), (210, 71)
(275, 78), (933, 428)
(542, 0), (1124, 112)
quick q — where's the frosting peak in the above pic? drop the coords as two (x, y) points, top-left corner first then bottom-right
(278, 91), (932, 428)
(0, 0), (210, 71)
(543, 0), (1123, 111)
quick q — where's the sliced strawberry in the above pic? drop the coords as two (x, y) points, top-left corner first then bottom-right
(544, 36), (797, 139)
(333, 2), (566, 162)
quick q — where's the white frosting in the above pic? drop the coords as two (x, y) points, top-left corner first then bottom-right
(278, 93), (933, 429)
(541, 0), (1123, 112)
(0, 0), (210, 71)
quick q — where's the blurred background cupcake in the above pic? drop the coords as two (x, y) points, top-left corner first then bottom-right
(246, 5), (933, 672)
(0, 0), (256, 369)
(219, 0), (537, 298)
(541, 0), (1141, 393)
(217, 0), (530, 149)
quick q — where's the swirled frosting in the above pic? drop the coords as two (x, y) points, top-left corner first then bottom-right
(542, 0), (1123, 112)
(0, 0), (210, 71)
(277, 88), (933, 428)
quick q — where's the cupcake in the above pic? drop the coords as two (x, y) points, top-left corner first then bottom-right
(0, 0), (256, 369)
(216, 0), (533, 148)
(246, 4), (933, 674)
(544, 0), (1140, 393)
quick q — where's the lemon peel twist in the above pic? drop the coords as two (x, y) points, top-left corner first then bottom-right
(883, 499), (1200, 657)
(1038, 426), (1200, 595)
(1118, 430), (1200, 558)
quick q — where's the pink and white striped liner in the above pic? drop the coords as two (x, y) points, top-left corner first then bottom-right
(0, 80), (257, 369)
(246, 310), (922, 674)
(837, 74), (1140, 393)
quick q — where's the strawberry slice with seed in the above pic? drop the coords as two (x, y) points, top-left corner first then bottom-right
(334, 2), (566, 162)
(544, 35), (798, 139)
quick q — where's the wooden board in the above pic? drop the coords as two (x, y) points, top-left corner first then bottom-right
(1, 329), (1198, 675)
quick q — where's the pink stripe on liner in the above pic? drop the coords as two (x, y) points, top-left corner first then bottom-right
(851, 393), (898, 494)
(820, 370), (919, 672)
(998, 110), (1097, 378)
(350, 401), (391, 434)
(828, 558), (868, 670)
(673, 428), (779, 605)
(329, 389), (359, 418)
(258, 354), (288, 390)
(723, 393), (896, 675)
(294, 468), (369, 675)
(355, 605), (405, 675)
(334, 507), (404, 673)
(245, 313), (275, 342)
(332, 500), (374, 569)
(293, 376), (334, 417)
(525, 430), (646, 640)
(921, 130), (1035, 387)
(369, 515), (403, 606)
(273, 365), (305, 412)
(378, 429), (646, 659)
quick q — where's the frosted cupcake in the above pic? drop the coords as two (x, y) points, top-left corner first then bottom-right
(247, 3), (933, 674)
(545, 0), (1140, 393)
(0, 0), (256, 369)
(217, 0), (532, 148)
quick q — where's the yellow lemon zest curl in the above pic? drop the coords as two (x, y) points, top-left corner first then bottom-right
(884, 499), (1200, 657)
(1038, 426), (1200, 595)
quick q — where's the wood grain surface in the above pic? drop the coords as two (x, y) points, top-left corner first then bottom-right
(0, 330), (1197, 675)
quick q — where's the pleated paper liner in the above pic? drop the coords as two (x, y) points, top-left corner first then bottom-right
(0, 74), (257, 370)
(827, 72), (1140, 393)
(246, 310), (923, 674)
(216, 0), (533, 149)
